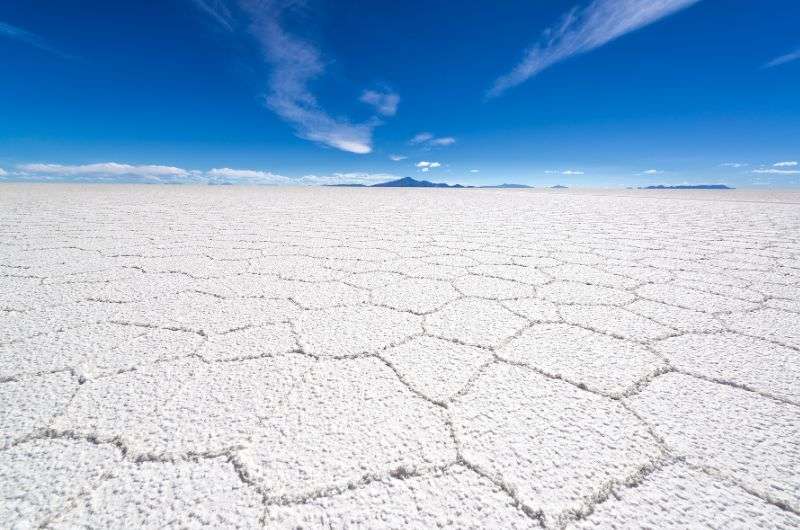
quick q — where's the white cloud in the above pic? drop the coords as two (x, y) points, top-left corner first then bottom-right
(773, 161), (798, 167)
(429, 137), (456, 146)
(17, 162), (192, 182)
(0, 167), (7, 177)
(12, 161), (399, 186)
(207, 167), (292, 185)
(410, 132), (434, 144)
(470, 169), (480, 173)
(720, 162), (746, 168)
(360, 89), (400, 116)
(753, 168), (800, 175)
(488, 0), (699, 97)
(389, 154), (407, 161)
(409, 132), (456, 148)
(643, 169), (662, 174)
(764, 48), (800, 68)
(188, 1), (392, 155)
(246, 4), (377, 154)
(562, 170), (584, 175)
(416, 160), (442, 173)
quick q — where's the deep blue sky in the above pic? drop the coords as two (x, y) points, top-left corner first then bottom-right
(1, 0), (799, 186)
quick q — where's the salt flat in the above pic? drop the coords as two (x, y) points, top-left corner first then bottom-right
(1, 184), (799, 529)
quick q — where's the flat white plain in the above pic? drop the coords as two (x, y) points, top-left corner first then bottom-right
(1, 185), (799, 529)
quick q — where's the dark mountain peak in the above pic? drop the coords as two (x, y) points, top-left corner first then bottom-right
(372, 177), (455, 188)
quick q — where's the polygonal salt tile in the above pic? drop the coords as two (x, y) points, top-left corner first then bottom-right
(0, 372), (78, 449)
(673, 279), (766, 304)
(381, 336), (493, 402)
(627, 373), (800, 511)
(635, 283), (758, 313)
(248, 255), (346, 282)
(0, 439), (122, 528)
(560, 305), (673, 342)
(0, 323), (202, 381)
(378, 259), (467, 281)
(512, 255), (562, 268)
(452, 363), (661, 527)
(573, 463), (800, 529)
(605, 264), (673, 284)
(502, 297), (561, 322)
(454, 274), (538, 300)
(372, 278), (460, 314)
(345, 271), (404, 290)
(422, 254), (480, 267)
(468, 264), (550, 286)
(543, 263), (638, 289)
(625, 299), (724, 333)
(265, 465), (537, 529)
(765, 298), (800, 313)
(538, 281), (635, 305)
(294, 305), (422, 357)
(496, 323), (666, 395)
(425, 298), (528, 348)
(720, 308), (800, 349)
(126, 291), (300, 334)
(655, 332), (800, 403)
(241, 357), (456, 499)
(54, 355), (315, 458)
(287, 280), (370, 309)
(51, 458), (263, 529)
(198, 323), (296, 362)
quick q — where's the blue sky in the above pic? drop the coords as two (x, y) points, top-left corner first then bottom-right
(1, 0), (798, 187)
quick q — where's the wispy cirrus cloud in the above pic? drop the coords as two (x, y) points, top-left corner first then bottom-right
(773, 161), (797, 167)
(360, 89), (400, 116)
(0, 167), (7, 177)
(642, 169), (662, 174)
(0, 21), (73, 59)
(488, 0), (700, 97)
(764, 47), (800, 68)
(190, 0), (235, 29)
(409, 132), (456, 148)
(244, 1), (379, 154)
(720, 162), (746, 168)
(389, 154), (407, 161)
(189, 0), (393, 154)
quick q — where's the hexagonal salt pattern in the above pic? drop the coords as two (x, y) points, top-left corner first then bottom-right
(2, 185), (799, 528)
(265, 465), (538, 529)
(573, 463), (800, 529)
(451, 363), (662, 527)
(627, 373), (800, 512)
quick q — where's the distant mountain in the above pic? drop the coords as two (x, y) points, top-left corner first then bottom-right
(640, 184), (733, 190)
(482, 183), (533, 188)
(550, 185), (568, 189)
(325, 177), (533, 188)
(371, 177), (463, 188)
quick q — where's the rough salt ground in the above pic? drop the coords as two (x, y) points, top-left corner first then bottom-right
(1, 184), (799, 529)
